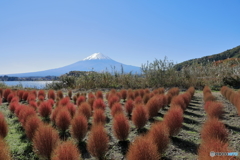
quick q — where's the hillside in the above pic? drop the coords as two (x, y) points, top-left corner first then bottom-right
(174, 45), (240, 70)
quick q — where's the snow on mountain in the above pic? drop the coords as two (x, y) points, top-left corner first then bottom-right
(83, 53), (111, 60)
(4, 53), (141, 77)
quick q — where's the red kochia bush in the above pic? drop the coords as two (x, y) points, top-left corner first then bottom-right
(126, 136), (160, 160)
(76, 96), (86, 106)
(24, 115), (42, 141)
(11, 96), (19, 103)
(66, 103), (76, 118)
(9, 102), (19, 113)
(163, 106), (183, 136)
(78, 102), (92, 120)
(59, 97), (70, 106)
(108, 95), (120, 108)
(87, 124), (109, 159)
(0, 138), (11, 160)
(51, 140), (81, 160)
(51, 106), (62, 124)
(56, 108), (71, 132)
(18, 106), (37, 127)
(0, 112), (8, 138)
(93, 98), (106, 110)
(38, 90), (45, 98)
(132, 105), (148, 129)
(57, 90), (64, 99)
(7, 93), (14, 103)
(48, 89), (55, 100)
(3, 88), (11, 100)
(111, 102), (123, 117)
(95, 90), (103, 99)
(0, 88), (3, 98)
(200, 118), (228, 143)
(93, 109), (106, 125)
(0, 97), (2, 105)
(71, 114), (88, 142)
(120, 89), (127, 101)
(22, 91), (29, 101)
(113, 113), (129, 141)
(38, 101), (52, 118)
(147, 122), (169, 154)
(33, 125), (60, 160)
(204, 101), (223, 119)
(146, 95), (164, 118)
(125, 99), (135, 116)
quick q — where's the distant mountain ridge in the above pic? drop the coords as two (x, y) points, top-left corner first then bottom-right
(3, 53), (141, 77)
(174, 45), (240, 70)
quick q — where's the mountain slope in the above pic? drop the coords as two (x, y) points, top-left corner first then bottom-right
(4, 53), (141, 77)
(174, 45), (240, 70)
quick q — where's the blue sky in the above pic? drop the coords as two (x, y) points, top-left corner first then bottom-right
(0, 0), (239, 74)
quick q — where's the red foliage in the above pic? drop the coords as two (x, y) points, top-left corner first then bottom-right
(187, 87), (195, 98)
(78, 102), (92, 120)
(108, 95), (120, 108)
(56, 108), (71, 132)
(70, 114), (88, 142)
(0, 138), (11, 160)
(0, 97), (2, 105)
(125, 99), (135, 116)
(111, 102), (123, 117)
(127, 90), (135, 100)
(113, 113), (129, 141)
(47, 99), (55, 107)
(180, 92), (191, 107)
(51, 140), (81, 160)
(132, 105), (148, 129)
(142, 93), (150, 104)
(22, 91), (29, 101)
(134, 96), (143, 105)
(93, 98), (106, 110)
(10, 96), (19, 103)
(203, 92), (216, 102)
(66, 103), (76, 118)
(57, 90), (64, 99)
(27, 94), (36, 103)
(14, 104), (25, 117)
(7, 93), (14, 103)
(48, 90), (56, 100)
(68, 90), (72, 99)
(200, 118), (228, 143)
(24, 115), (42, 141)
(76, 96), (86, 106)
(120, 89), (127, 101)
(33, 125), (60, 159)
(18, 106), (37, 127)
(204, 101), (223, 119)
(87, 124), (109, 159)
(126, 136), (160, 160)
(134, 90), (140, 99)
(139, 89), (145, 98)
(147, 122), (169, 154)
(9, 102), (19, 113)
(59, 97), (70, 106)
(93, 109), (106, 125)
(38, 101), (52, 118)
(0, 112), (8, 138)
(38, 95), (45, 101)
(171, 95), (186, 111)
(163, 107), (183, 136)
(146, 95), (164, 118)
(38, 90), (45, 98)
(51, 106), (62, 124)
(3, 89), (11, 100)
(95, 90), (103, 99)
(0, 88), (3, 98)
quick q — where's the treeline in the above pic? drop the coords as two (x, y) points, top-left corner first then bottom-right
(0, 76), (59, 81)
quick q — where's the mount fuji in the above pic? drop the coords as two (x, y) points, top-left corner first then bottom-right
(4, 53), (141, 77)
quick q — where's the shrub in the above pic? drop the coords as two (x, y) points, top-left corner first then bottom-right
(22, 91), (29, 101)
(66, 103), (76, 118)
(56, 108), (72, 132)
(51, 106), (62, 124)
(0, 88), (3, 98)
(68, 90), (72, 99)
(76, 96), (86, 106)
(180, 92), (191, 108)
(3, 88), (11, 100)
(113, 113), (129, 141)
(7, 93), (14, 103)
(33, 125), (60, 159)
(29, 101), (38, 110)
(134, 96), (143, 105)
(24, 115), (42, 141)
(47, 98), (55, 107)
(108, 94), (120, 109)
(9, 101), (19, 113)
(38, 90), (46, 98)
(78, 102), (92, 120)
(87, 124), (109, 159)
(0, 138), (11, 160)
(120, 89), (127, 101)
(95, 90), (103, 99)
(205, 101), (224, 119)
(0, 97), (2, 105)
(147, 122), (169, 154)
(134, 90), (140, 99)
(0, 112), (8, 138)
(203, 92), (216, 102)
(93, 109), (106, 125)
(14, 104), (25, 117)
(59, 97), (70, 107)
(38, 101), (52, 118)
(57, 90), (64, 99)
(132, 105), (148, 129)
(200, 118), (228, 143)
(171, 95), (186, 111)
(163, 107), (183, 136)
(125, 99), (135, 116)
(126, 136), (160, 160)
(127, 90), (135, 100)
(48, 89), (56, 100)
(70, 114), (88, 142)
(146, 95), (164, 119)
(51, 140), (81, 160)
(27, 93), (36, 103)
(93, 98), (106, 110)
(187, 87), (195, 98)
(38, 95), (45, 101)
(111, 102), (123, 117)
(18, 106), (37, 127)
(143, 93), (150, 104)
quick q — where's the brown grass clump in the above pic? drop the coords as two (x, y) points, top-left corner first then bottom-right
(125, 99), (135, 116)
(48, 89), (56, 100)
(93, 109), (106, 125)
(38, 101), (52, 118)
(132, 105), (148, 129)
(111, 102), (123, 117)
(76, 96), (86, 106)
(200, 118), (228, 143)
(87, 124), (109, 159)
(0, 138), (11, 160)
(56, 108), (72, 132)
(71, 114), (88, 142)
(126, 136), (160, 160)
(33, 124), (60, 159)
(163, 106), (183, 136)
(93, 98), (106, 110)
(24, 115), (42, 141)
(0, 112), (8, 138)
(51, 140), (81, 160)
(147, 122), (169, 154)
(78, 102), (92, 120)
(113, 113), (129, 141)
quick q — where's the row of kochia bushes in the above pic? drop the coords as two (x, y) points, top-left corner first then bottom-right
(198, 86), (237, 160)
(0, 87), (194, 160)
(221, 86), (240, 115)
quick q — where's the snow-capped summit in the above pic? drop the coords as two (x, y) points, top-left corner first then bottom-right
(83, 53), (111, 60)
